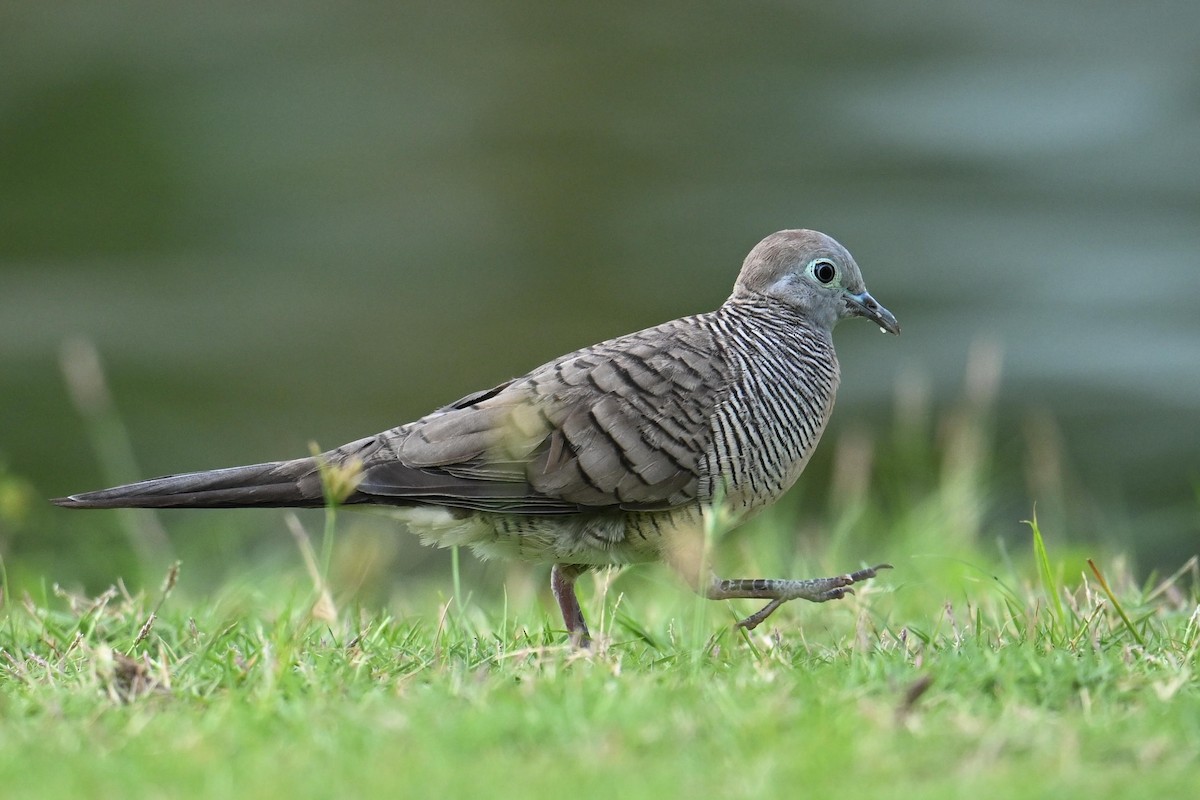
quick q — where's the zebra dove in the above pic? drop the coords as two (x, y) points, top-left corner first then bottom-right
(55, 229), (899, 643)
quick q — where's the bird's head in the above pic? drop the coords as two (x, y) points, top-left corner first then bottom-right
(732, 229), (900, 335)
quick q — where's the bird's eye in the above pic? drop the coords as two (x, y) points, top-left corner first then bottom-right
(812, 260), (837, 284)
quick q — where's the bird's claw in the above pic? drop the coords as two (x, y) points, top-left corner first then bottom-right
(733, 562), (892, 631)
(847, 563), (893, 583)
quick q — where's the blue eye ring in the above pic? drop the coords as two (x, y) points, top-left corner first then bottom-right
(812, 259), (837, 284)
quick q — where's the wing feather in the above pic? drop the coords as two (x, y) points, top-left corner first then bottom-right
(356, 317), (731, 514)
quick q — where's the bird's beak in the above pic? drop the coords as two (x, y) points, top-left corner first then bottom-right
(846, 290), (900, 335)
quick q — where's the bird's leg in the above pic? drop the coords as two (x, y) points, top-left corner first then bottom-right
(551, 564), (591, 647)
(705, 563), (892, 631)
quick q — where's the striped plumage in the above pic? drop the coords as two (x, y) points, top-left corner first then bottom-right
(55, 229), (899, 643)
(701, 299), (839, 514)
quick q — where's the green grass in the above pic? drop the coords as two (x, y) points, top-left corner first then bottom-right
(1, 530), (1197, 799)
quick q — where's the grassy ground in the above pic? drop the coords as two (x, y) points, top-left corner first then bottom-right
(1, 516), (1197, 800)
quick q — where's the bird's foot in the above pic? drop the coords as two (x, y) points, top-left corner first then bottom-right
(552, 564), (593, 648)
(706, 563), (892, 631)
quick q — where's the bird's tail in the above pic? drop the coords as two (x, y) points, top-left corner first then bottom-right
(52, 457), (335, 509)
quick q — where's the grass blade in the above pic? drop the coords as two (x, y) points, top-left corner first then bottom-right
(1087, 558), (1146, 647)
(1025, 510), (1065, 638)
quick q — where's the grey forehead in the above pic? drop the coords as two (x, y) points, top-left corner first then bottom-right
(739, 229), (862, 288)
(769, 230), (852, 259)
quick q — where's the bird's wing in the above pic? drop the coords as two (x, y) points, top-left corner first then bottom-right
(355, 318), (731, 514)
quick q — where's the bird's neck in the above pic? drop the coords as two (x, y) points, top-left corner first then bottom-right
(719, 293), (835, 344)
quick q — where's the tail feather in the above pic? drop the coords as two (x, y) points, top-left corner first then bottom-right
(52, 457), (330, 509)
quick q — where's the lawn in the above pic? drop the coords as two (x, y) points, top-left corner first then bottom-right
(1, 514), (1196, 799)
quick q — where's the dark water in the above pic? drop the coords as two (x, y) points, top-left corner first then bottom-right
(2, 2), (1197, 582)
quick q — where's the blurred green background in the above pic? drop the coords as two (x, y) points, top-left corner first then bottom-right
(1, 1), (1197, 595)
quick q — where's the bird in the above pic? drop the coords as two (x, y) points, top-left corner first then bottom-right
(55, 229), (899, 644)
